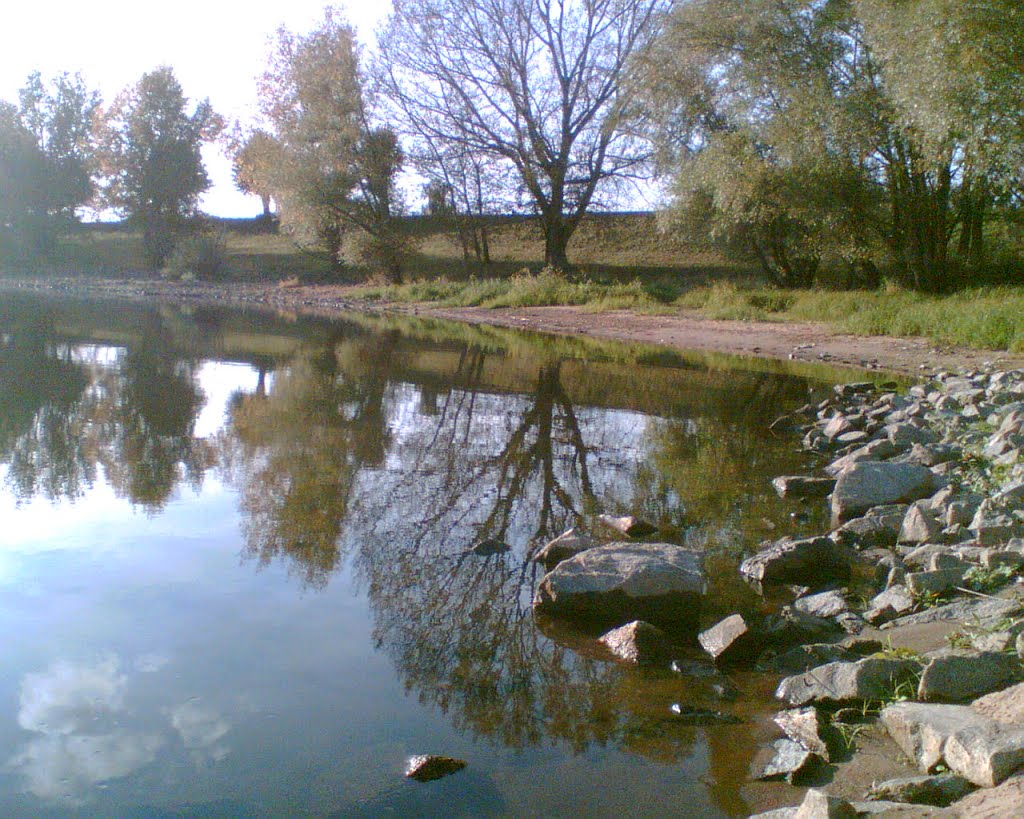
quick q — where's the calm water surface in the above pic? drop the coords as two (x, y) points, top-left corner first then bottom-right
(0, 293), (845, 817)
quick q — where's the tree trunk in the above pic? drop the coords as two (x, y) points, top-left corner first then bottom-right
(542, 216), (573, 270)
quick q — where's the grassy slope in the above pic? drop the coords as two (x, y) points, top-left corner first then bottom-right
(12, 214), (1024, 353)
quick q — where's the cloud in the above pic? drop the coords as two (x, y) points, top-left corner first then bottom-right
(17, 657), (126, 736)
(170, 700), (230, 764)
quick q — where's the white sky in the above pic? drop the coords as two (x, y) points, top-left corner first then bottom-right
(0, 1), (391, 217)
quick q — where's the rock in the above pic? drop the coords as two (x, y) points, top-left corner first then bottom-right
(533, 542), (704, 632)
(793, 789), (857, 819)
(772, 475), (837, 499)
(471, 538), (510, 555)
(698, 614), (758, 665)
(906, 567), (967, 597)
(599, 620), (673, 665)
(981, 548), (1024, 571)
(774, 707), (834, 761)
(760, 643), (853, 674)
(899, 502), (944, 545)
(793, 589), (849, 619)
(776, 658), (922, 706)
(973, 681), (1024, 724)
(864, 585), (915, 625)
(596, 514), (657, 538)
(867, 773), (975, 807)
(831, 461), (937, 523)
(762, 608), (843, 647)
(831, 508), (905, 549)
(882, 702), (990, 773)
(751, 738), (822, 784)
(825, 439), (897, 477)
(740, 536), (853, 587)
(823, 413), (854, 440)
(405, 754), (467, 782)
(881, 597), (1021, 630)
(917, 649), (1024, 703)
(667, 703), (742, 725)
(947, 771), (1024, 816)
(532, 528), (598, 571)
(887, 422), (940, 449)
(944, 723), (1024, 787)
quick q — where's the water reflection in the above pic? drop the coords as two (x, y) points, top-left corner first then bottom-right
(0, 295), (837, 813)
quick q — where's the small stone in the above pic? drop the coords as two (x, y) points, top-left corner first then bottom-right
(405, 754), (467, 782)
(794, 789), (857, 819)
(864, 585), (915, 625)
(793, 589), (849, 619)
(899, 503), (943, 545)
(774, 707), (834, 761)
(596, 514), (657, 538)
(698, 613), (758, 665)
(906, 567), (966, 597)
(751, 738), (822, 784)
(599, 620), (673, 666)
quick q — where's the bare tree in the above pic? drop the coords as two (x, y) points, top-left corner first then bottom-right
(377, 0), (667, 269)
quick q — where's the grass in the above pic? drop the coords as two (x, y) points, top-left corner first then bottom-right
(676, 282), (1024, 352)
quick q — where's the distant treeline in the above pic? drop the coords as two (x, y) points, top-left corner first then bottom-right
(2, 1), (1022, 291)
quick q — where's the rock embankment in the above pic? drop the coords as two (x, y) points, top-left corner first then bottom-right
(746, 369), (1024, 815)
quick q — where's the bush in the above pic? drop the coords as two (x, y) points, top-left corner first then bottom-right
(163, 230), (228, 280)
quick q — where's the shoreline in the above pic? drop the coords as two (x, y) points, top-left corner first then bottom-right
(4, 275), (1024, 376)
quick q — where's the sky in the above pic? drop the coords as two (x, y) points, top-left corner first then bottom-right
(0, 1), (391, 217)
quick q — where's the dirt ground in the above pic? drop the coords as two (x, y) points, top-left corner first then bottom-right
(5, 276), (1024, 376)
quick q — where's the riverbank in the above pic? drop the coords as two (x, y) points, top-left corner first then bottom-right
(4, 275), (1024, 377)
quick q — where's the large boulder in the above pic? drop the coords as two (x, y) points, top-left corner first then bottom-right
(830, 461), (937, 523)
(532, 528), (598, 571)
(533, 542), (704, 633)
(776, 657), (922, 706)
(740, 536), (854, 587)
(917, 649), (1024, 703)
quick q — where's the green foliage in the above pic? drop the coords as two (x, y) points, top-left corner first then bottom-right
(162, 229), (228, 281)
(963, 564), (1019, 594)
(98, 67), (221, 267)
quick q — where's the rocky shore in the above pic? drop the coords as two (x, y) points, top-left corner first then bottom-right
(529, 368), (1024, 817)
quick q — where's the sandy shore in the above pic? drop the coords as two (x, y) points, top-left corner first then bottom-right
(4, 275), (1023, 376)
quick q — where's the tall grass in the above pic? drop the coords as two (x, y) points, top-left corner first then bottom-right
(677, 282), (1024, 352)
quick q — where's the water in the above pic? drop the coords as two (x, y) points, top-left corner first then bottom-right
(0, 292), (844, 816)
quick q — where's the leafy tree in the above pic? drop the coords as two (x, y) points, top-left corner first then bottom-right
(0, 103), (52, 258)
(97, 67), (221, 267)
(228, 128), (280, 219)
(257, 9), (407, 280)
(18, 71), (100, 222)
(376, 0), (668, 270)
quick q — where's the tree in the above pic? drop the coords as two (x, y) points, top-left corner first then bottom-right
(377, 0), (668, 270)
(257, 9), (407, 280)
(0, 103), (51, 257)
(18, 71), (100, 222)
(228, 128), (280, 219)
(98, 67), (221, 267)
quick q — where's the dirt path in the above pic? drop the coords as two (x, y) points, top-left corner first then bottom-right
(4, 276), (1023, 376)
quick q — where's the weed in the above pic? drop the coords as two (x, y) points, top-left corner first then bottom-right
(964, 564), (1019, 594)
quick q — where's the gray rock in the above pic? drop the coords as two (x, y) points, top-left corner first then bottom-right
(740, 536), (853, 586)
(760, 643), (854, 674)
(867, 773), (974, 807)
(405, 754), (467, 782)
(823, 413), (854, 440)
(825, 440), (898, 477)
(887, 422), (940, 449)
(532, 528), (598, 571)
(599, 620), (674, 666)
(533, 542), (704, 632)
(864, 585), (915, 625)
(946, 771), (1024, 816)
(763, 607), (843, 647)
(697, 613), (758, 665)
(899, 503), (943, 545)
(917, 649), (1024, 703)
(831, 461), (937, 523)
(944, 723), (1024, 787)
(793, 589), (849, 619)
(751, 738), (822, 784)
(973, 681), (1024, 724)
(831, 508), (905, 549)
(981, 548), (1024, 571)
(881, 702), (991, 773)
(906, 567), (967, 597)
(775, 657), (922, 706)
(774, 707), (834, 761)
(881, 597), (1021, 630)
(772, 475), (837, 499)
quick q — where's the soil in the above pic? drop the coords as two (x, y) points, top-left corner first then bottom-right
(4, 276), (1023, 377)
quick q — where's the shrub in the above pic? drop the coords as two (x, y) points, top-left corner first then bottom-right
(163, 230), (228, 280)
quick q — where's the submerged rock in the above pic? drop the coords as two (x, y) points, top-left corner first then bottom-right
(533, 542), (704, 633)
(596, 514), (657, 538)
(470, 538), (510, 556)
(772, 475), (837, 499)
(405, 754), (467, 782)
(698, 613), (759, 665)
(668, 703), (742, 725)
